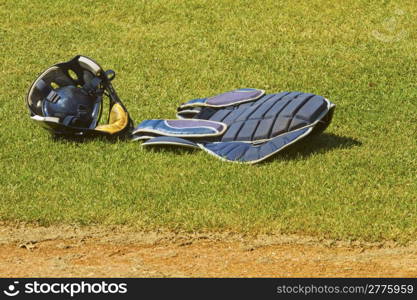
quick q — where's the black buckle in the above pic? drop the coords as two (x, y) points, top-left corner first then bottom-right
(46, 90), (60, 103)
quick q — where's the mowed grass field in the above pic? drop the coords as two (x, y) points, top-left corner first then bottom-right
(0, 0), (416, 243)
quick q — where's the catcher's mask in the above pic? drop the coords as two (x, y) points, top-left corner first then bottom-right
(26, 55), (133, 137)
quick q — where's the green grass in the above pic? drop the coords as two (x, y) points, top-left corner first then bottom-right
(0, 0), (416, 243)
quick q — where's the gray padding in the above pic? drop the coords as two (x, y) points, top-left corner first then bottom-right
(142, 136), (199, 149)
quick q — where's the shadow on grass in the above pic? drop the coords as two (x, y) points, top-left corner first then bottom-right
(51, 134), (131, 144)
(137, 133), (361, 163)
(267, 133), (362, 162)
(144, 145), (198, 155)
(50, 132), (361, 163)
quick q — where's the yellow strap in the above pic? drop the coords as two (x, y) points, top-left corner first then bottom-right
(95, 103), (128, 134)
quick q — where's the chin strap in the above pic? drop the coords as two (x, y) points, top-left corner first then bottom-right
(93, 69), (134, 135)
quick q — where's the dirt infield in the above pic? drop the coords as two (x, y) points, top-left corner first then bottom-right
(0, 224), (416, 277)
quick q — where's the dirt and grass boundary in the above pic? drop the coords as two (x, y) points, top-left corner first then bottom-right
(1, 224), (416, 277)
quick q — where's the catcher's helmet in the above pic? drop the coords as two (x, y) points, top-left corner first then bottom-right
(26, 55), (133, 137)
